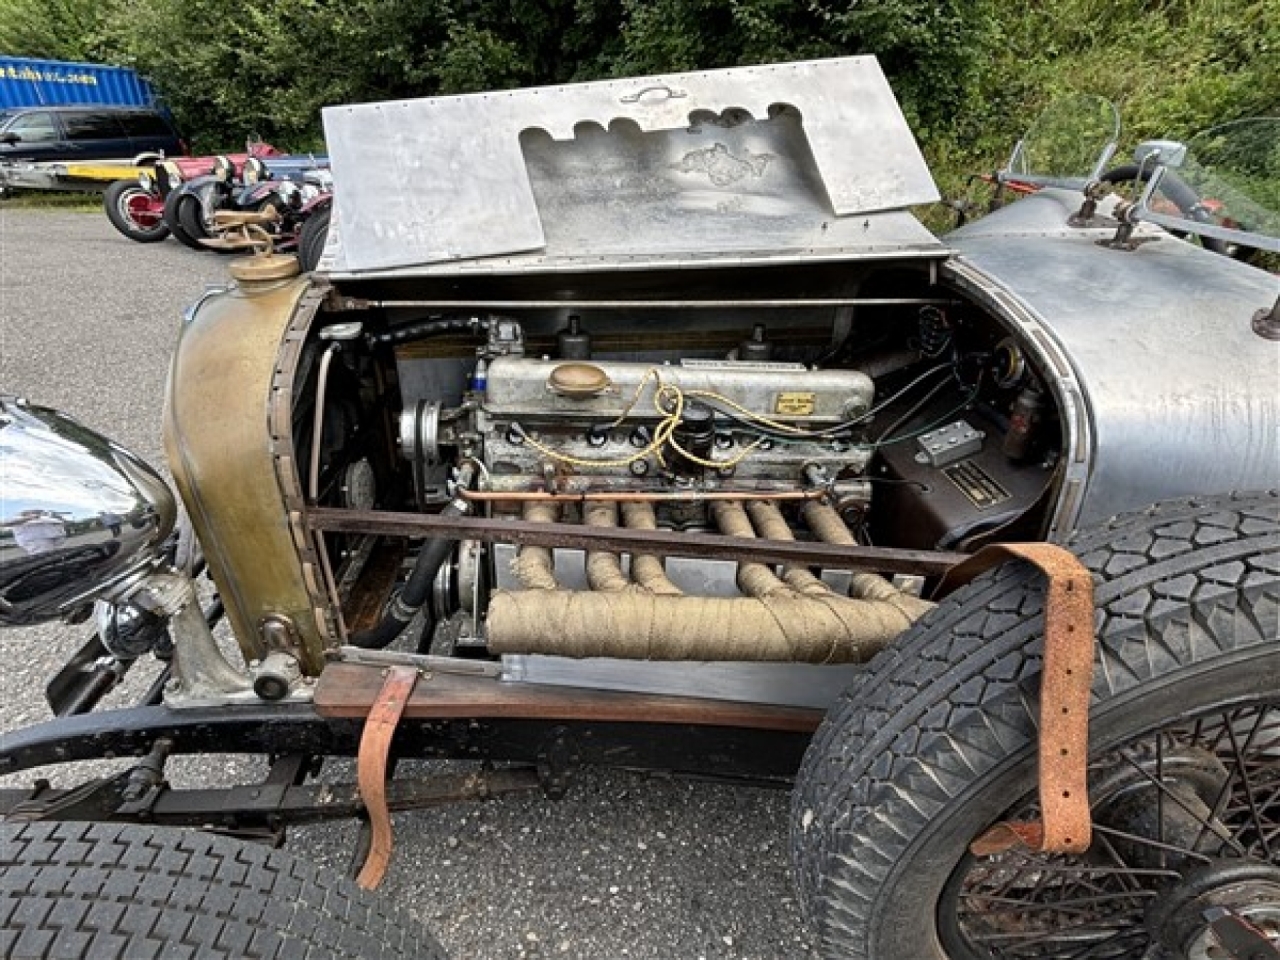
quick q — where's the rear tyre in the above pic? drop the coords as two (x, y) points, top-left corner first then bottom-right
(176, 192), (212, 246)
(103, 181), (169, 243)
(298, 203), (332, 272)
(178, 191), (241, 255)
(1, 820), (450, 959)
(164, 189), (205, 251)
(792, 492), (1280, 959)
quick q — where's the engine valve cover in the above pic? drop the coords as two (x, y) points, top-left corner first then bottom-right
(484, 356), (874, 424)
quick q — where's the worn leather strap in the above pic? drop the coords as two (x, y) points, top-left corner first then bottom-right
(940, 542), (1096, 856)
(356, 665), (420, 889)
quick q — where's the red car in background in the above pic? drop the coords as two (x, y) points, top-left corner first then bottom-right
(101, 141), (282, 242)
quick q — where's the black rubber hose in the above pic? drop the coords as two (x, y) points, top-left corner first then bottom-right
(1100, 164), (1228, 254)
(367, 316), (487, 347)
(349, 500), (469, 649)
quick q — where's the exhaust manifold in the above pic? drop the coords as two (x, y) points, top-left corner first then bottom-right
(488, 500), (932, 663)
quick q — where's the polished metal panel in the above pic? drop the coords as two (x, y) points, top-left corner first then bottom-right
(502, 654), (859, 711)
(950, 189), (1280, 526)
(0, 397), (175, 625)
(322, 57), (941, 274)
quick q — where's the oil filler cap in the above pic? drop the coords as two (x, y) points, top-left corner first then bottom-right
(548, 363), (610, 399)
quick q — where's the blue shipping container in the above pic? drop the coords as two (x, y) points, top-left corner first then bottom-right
(0, 57), (156, 109)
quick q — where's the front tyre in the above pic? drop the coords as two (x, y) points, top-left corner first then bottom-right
(102, 180), (170, 243)
(1, 820), (450, 959)
(297, 202), (332, 272)
(792, 493), (1279, 959)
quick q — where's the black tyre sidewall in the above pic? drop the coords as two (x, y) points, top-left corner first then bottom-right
(103, 181), (169, 243)
(176, 192), (210, 243)
(862, 644), (1279, 959)
(164, 189), (205, 251)
(298, 204), (331, 272)
(795, 493), (1280, 960)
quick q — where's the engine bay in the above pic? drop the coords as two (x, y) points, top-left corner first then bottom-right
(294, 263), (1064, 666)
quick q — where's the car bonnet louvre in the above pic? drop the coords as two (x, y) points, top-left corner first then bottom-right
(321, 57), (942, 275)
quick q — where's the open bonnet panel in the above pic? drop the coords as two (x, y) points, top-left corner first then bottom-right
(319, 57), (945, 277)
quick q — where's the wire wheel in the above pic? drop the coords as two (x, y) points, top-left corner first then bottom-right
(941, 703), (1280, 958)
(791, 493), (1279, 960)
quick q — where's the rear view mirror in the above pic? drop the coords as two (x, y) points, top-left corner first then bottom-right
(1132, 140), (1187, 170)
(1131, 118), (1280, 255)
(0, 132), (20, 145)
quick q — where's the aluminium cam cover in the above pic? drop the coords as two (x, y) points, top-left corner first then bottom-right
(321, 57), (943, 276)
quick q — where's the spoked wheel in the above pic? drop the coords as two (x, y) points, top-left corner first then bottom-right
(940, 703), (1279, 958)
(102, 180), (170, 243)
(792, 492), (1280, 960)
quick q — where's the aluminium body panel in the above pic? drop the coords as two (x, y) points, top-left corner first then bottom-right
(322, 56), (942, 275)
(949, 190), (1280, 527)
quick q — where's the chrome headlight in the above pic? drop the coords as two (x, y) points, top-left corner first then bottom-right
(243, 156), (266, 185)
(277, 180), (301, 207)
(0, 398), (176, 626)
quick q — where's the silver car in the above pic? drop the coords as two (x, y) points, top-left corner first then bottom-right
(3, 57), (1277, 960)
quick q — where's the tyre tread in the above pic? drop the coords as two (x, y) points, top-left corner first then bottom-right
(1, 821), (448, 960)
(790, 492), (1280, 957)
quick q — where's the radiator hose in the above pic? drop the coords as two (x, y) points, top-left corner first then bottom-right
(349, 499), (469, 649)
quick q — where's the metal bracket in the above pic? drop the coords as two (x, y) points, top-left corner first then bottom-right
(122, 570), (254, 704)
(939, 542), (1096, 856)
(1204, 907), (1280, 960)
(259, 614), (303, 653)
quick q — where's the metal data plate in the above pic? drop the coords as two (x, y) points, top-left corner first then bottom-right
(322, 57), (941, 274)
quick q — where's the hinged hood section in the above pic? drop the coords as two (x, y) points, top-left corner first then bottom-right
(321, 57), (943, 277)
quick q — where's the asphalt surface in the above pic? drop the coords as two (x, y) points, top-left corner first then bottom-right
(0, 208), (817, 959)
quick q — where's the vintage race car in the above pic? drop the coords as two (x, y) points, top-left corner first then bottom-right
(2, 58), (1277, 960)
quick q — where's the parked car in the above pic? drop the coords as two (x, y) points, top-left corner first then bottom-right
(0, 104), (184, 163)
(2, 58), (1277, 960)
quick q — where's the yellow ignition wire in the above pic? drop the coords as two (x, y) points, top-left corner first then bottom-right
(513, 370), (765, 472)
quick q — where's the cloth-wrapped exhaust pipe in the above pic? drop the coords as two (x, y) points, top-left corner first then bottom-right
(581, 502), (685, 595)
(511, 502), (560, 590)
(620, 502), (682, 596)
(487, 500), (934, 663)
(584, 502), (630, 592)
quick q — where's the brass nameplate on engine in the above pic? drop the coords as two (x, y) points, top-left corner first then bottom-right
(775, 392), (816, 416)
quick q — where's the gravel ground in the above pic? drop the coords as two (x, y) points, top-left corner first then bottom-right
(0, 208), (816, 959)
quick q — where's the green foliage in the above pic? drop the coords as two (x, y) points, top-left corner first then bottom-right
(3, 0), (1275, 208)
(92, 0), (464, 151)
(0, 0), (108, 62)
